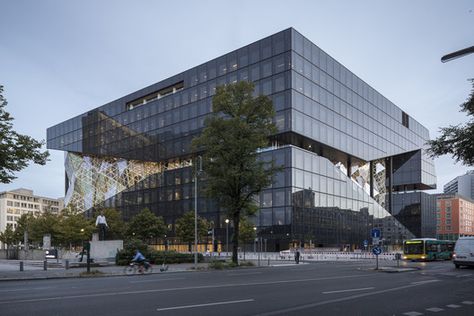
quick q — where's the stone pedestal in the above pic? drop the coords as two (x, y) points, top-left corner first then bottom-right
(90, 240), (123, 261)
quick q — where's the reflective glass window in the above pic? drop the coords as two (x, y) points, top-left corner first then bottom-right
(238, 47), (249, 67)
(274, 208), (285, 225)
(262, 61), (272, 78)
(249, 43), (260, 64)
(274, 74), (285, 93)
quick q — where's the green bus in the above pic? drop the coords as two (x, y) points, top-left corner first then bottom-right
(403, 238), (455, 261)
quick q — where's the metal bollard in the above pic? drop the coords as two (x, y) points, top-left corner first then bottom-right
(20, 261), (24, 271)
(43, 260), (47, 271)
(65, 259), (69, 270)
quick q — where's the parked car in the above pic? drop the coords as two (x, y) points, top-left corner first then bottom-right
(453, 237), (474, 268)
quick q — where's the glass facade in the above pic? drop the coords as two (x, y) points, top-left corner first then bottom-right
(47, 28), (436, 249)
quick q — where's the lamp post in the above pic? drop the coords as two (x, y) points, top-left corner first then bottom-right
(253, 227), (257, 254)
(225, 219), (230, 256)
(194, 155), (202, 270)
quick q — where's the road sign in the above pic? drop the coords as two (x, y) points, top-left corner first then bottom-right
(372, 237), (380, 245)
(371, 228), (381, 238)
(372, 246), (382, 256)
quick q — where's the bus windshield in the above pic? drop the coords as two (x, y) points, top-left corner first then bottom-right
(404, 242), (423, 254)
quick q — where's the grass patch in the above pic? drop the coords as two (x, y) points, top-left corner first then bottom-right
(79, 270), (105, 277)
(208, 260), (255, 270)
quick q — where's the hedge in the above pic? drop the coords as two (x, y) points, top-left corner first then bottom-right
(116, 249), (204, 265)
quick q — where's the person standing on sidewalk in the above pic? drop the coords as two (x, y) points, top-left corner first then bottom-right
(95, 211), (108, 241)
(295, 249), (300, 264)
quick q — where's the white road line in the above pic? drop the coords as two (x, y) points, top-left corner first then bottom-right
(0, 273), (370, 305)
(0, 286), (52, 293)
(227, 272), (262, 276)
(462, 301), (474, 305)
(255, 281), (442, 316)
(403, 312), (423, 316)
(446, 304), (461, 308)
(130, 277), (185, 283)
(156, 299), (254, 311)
(410, 279), (440, 285)
(426, 307), (444, 312)
(322, 287), (374, 294)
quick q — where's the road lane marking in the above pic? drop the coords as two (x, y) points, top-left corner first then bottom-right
(0, 273), (371, 305)
(226, 272), (262, 276)
(410, 279), (439, 285)
(130, 277), (185, 283)
(0, 286), (53, 293)
(446, 304), (461, 308)
(426, 307), (444, 312)
(255, 280), (441, 315)
(156, 299), (254, 311)
(403, 312), (422, 316)
(462, 301), (474, 305)
(322, 287), (374, 294)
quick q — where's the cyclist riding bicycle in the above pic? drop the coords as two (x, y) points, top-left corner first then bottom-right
(132, 249), (150, 270)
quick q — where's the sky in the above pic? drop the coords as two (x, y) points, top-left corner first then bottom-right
(0, 0), (473, 199)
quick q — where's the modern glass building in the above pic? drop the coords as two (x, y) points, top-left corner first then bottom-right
(47, 28), (436, 250)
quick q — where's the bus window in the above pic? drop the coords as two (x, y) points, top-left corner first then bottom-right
(404, 242), (423, 254)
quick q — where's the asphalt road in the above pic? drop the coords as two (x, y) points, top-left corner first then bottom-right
(1, 261), (473, 316)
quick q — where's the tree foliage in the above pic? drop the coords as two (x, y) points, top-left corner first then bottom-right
(0, 85), (49, 183)
(58, 207), (94, 248)
(10, 209), (94, 249)
(175, 211), (209, 251)
(125, 208), (167, 243)
(192, 81), (280, 263)
(238, 217), (256, 246)
(28, 211), (61, 246)
(0, 224), (17, 248)
(427, 80), (474, 165)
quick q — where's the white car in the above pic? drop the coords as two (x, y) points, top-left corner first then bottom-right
(453, 237), (474, 268)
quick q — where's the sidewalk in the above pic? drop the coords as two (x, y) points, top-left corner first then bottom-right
(0, 260), (206, 282)
(0, 257), (419, 281)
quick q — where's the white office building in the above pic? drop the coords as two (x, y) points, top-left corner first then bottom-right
(444, 171), (474, 201)
(0, 188), (64, 248)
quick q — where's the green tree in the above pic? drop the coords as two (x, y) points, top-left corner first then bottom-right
(29, 211), (61, 247)
(427, 80), (474, 165)
(125, 208), (167, 243)
(238, 217), (256, 260)
(0, 85), (49, 183)
(0, 224), (17, 248)
(192, 81), (281, 263)
(175, 211), (209, 252)
(14, 213), (35, 246)
(93, 208), (126, 240)
(58, 207), (94, 249)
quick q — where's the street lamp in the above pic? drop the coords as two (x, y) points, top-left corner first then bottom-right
(253, 226), (257, 254)
(225, 219), (230, 256)
(194, 155), (202, 270)
(441, 45), (474, 63)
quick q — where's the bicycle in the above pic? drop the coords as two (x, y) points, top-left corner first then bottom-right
(124, 261), (153, 275)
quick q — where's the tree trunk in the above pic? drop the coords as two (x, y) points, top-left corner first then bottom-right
(232, 211), (240, 264)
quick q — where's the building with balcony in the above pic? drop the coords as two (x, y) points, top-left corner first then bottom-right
(47, 28), (436, 250)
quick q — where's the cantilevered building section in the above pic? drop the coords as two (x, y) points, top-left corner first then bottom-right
(47, 28), (436, 250)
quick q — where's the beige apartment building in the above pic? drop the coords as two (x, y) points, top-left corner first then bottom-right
(0, 188), (64, 248)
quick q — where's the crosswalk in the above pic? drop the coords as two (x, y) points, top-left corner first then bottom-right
(403, 301), (474, 315)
